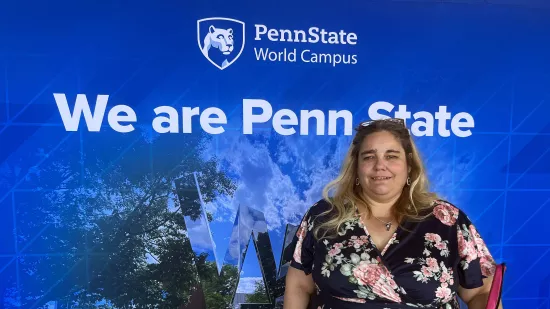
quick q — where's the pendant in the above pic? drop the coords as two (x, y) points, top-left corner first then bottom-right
(385, 222), (392, 231)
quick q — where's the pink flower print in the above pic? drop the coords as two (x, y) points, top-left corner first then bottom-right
(421, 265), (434, 278)
(470, 226), (488, 255)
(467, 224), (497, 276)
(426, 258), (437, 267)
(457, 229), (477, 263)
(458, 225), (488, 273)
(426, 258), (440, 272)
(352, 258), (402, 302)
(465, 240), (478, 263)
(372, 279), (402, 303)
(473, 229), (491, 259)
(293, 241), (303, 264)
(433, 202), (459, 226)
(329, 242), (344, 256)
(353, 238), (366, 248)
(353, 261), (382, 286)
(435, 242), (447, 250)
(292, 220), (308, 264)
(328, 247), (341, 257)
(334, 296), (366, 303)
(296, 220), (307, 238)
(435, 283), (453, 303)
(379, 265), (399, 290)
(440, 270), (452, 284)
(388, 276), (399, 290)
(425, 233), (442, 243)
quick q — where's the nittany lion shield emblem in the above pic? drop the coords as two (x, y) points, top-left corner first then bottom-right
(197, 17), (245, 70)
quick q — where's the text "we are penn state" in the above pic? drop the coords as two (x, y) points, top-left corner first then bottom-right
(52, 94), (476, 137)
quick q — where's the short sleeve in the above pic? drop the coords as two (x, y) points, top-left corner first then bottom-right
(456, 210), (497, 289)
(287, 207), (316, 275)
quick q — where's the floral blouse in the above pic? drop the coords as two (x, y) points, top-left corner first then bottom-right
(286, 199), (497, 309)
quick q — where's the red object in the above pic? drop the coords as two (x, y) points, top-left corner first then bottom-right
(486, 263), (506, 309)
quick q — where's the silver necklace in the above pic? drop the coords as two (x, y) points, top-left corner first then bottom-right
(372, 215), (393, 231)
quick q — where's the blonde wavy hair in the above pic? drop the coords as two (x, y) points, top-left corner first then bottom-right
(314, 118), (439, 240)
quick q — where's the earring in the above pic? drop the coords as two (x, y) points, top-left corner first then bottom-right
(355, 178), (360, 186)
(406, 176), (411, 186)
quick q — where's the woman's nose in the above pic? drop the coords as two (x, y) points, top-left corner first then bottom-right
(374, 158), (386, 170)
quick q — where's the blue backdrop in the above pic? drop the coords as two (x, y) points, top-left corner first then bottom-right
(1, 0), (549, 308)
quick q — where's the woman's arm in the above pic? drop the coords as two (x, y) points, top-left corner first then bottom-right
(283, 267), (315, 309)
(458, 277), (503, 309)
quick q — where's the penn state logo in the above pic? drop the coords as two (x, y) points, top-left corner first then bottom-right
(197, 17), (245, 70)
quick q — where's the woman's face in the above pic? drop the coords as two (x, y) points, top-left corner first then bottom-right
(356, 130), (409, 203)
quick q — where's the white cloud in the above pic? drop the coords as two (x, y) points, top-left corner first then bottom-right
(186, 219), (215, 252)
(201, 130), (350, 231)
(236, 277), (263, 294)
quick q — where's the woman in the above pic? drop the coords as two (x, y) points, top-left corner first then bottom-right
(283, 118), (501, 309)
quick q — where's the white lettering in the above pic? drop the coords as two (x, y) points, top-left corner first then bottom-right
(108, 105), (136, 133)
(328, 110), (353, 135)
(254, 25), (267, 40)
(181, 107), (200, 134)
(54, 94), (476, 138)
(200, 107), (227, 134)
(308, 27), (320, 43)
(411, 112), (434, 137)
(273, 109), (298, 135)
(254, 24), (358, 45)
(367, 102), (475, 137)
(268, 29), (279, 41)
(347, 32), (358, 44)
(53, 93), (136, 133)
(243, 99), (273, 134)
(152, 106), (226, 134)
(394, 105), (412, 125)
(54, 93), (107, 132)
(300, 110), (325, 135)
(254, 47), (269, 60)
(243, 99), (352, 136)
(434, 106), (451, 137)
(368, 101), (393, 120)
(254, 48), (296, 62)
(152, 106), (179, 133)
(451, 112), (475, 137)
(300, 50), (358, 66)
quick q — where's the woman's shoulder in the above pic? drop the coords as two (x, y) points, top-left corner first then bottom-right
(426, 198), (471, 227)
(303, 198), (334, 218)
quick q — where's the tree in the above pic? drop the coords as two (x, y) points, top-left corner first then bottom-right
(246, 280), (270, 304)
(0, 128), (236, 309)
(196, 254), (239, 309)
